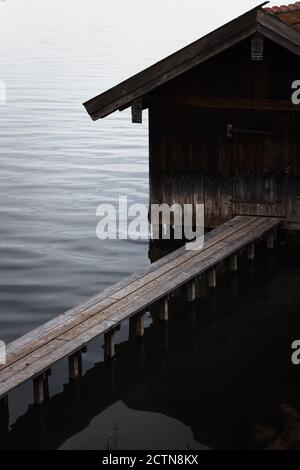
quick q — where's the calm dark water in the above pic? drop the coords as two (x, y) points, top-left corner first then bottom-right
(0, 0), (299, 451)
(2, 245), (300, 450)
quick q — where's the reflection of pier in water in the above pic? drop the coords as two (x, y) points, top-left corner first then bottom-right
(2, 246), (300, 450)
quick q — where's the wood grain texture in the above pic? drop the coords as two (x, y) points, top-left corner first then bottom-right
(0, 216), (282, 399)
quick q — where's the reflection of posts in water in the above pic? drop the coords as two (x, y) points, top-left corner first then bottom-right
(161, 320), (169, 357)
(68, 377), (81, 410)
(208, 289), (217, 313)
(105, 356), (116, 394)
(197, 276), (207, 299)
(150, 301), (169, 354)
(189, 302), (197, 332)
(266, 251), (275, 272)
(229, 276), (238, 301)
(247, 262), (256, 299)
(0, 396), (9, 449)
(136, 336), (146, 379)
(129, 314), (146, 377)
(267, 231), (275, 250)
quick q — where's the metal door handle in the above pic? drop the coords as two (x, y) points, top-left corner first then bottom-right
(227, 123), (274, 138)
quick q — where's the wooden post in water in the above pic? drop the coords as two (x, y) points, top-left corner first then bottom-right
(186, 280), (197, 302)
(104, 330), (116, 359)
(208, 267), (217, 288)
(230, 254), (238, 272)
(134, 311), (145, 337)
(267, 231), (275, 249)
(247, 243), (255, 261)
(159, 298), (169, 322)
(68, 351), (83, 381)
(33, 371), (50, 405)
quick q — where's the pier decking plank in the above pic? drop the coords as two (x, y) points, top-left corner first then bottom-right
(0, 216), (282, 399)
(3, 216), (255, 363)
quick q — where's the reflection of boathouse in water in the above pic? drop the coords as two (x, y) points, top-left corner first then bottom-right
(84, 2), (300, 232)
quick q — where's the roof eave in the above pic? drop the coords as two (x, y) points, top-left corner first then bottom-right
(81, 2), (300, 121)
(257, 7), (300, 55)
(83, 4), (269, 121)
(84, 24), (258, 121)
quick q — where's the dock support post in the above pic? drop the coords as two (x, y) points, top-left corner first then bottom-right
(68, 351), (83, 381)
(230, 254), (238, 272)
(267, 231), (275, 249)
(104, 330), (116, 360)
(247, 243), (255, 261)
(186, 280), (197, 302)
(208, 268), (217, 288)
(134, 311), (145, 337)
(33, 371), (50, 406)
(159, 298), (169, 322)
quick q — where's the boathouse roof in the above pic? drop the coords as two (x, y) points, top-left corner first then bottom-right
(83, 2), (300, 121)
(265, 2), (300, 29)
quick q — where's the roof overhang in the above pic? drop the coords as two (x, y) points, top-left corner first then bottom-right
(83, 2), (300, 121)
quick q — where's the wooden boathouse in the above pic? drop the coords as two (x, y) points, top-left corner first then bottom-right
(85, 1), (300, 231)
(0, 3), (298, 427)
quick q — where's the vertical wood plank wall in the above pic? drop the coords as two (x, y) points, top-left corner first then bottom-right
(148, 37), (300, 227)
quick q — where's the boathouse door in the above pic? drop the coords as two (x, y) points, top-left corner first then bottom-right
(230, 112), (288, 218)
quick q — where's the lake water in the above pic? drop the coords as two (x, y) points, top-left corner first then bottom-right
(0, 0), (299, 451)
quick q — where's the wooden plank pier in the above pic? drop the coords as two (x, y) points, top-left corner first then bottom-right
(0, 216), (282, 412)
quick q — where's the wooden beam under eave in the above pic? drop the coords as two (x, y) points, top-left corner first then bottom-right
(156, 97), (300, 112)
(131, 99), (143, 123)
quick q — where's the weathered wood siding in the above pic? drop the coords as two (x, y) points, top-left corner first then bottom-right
(148, 37), (300, 227)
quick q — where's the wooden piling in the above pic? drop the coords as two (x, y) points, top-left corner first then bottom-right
(208, 268), (217, 288)
(267, 231), (275, 249)
(33, 371), (50, 406)
(159, 298), (169, 322)
(247, 243), (255, 261)
(134, 311), (145, 337)
(104, 330), (116, 359)
(230, 253), (238, 272)
(68, 352), (82, 381)
(0, 217), (283, 401)
(186, 280), (197, 302)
